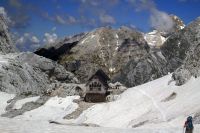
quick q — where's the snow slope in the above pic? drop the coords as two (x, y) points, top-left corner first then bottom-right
(15, 96), (79, 121)
(72, 74), (200, 128)
(0, 117), (200, 133)
(1, 75), (200, 132)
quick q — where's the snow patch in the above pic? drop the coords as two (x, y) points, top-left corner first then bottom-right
(15, 96), (79, 121)
(91, 34), (96, 39)
(13, 96), (40, 110)
(0, 92), (15, 114)
(109, 67), (116, 73)
(180, 26), (185, 29)
(161, 36), (166, 44)
(144, 30), (166, 47)
(81, 35), (91, 44)
(115, 34), (119, 39)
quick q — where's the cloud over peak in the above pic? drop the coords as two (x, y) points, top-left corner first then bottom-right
(128, 0), (174, 32)
(150, 9), (174, 32)
(100, 14), (116, 25)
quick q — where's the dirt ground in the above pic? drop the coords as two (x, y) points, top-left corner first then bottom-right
(64, 99), (96, 119)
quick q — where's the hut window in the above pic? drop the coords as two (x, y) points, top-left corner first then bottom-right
(89, 84), (93, 91)
(98, 83), (101, 91)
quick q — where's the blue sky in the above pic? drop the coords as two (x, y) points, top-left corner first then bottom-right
(0, 0), (200, 51)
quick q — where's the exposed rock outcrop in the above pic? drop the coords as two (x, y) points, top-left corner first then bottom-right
(0, 52), (78, 94)
(162, 17), (200, 85)
(170, 15), (185, 32)
(35, 33), (86, 61)
(0, 15), (16, 53)
(113, 51), (169, 87)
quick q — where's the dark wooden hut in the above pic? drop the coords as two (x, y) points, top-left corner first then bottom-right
(84, 69), (110, 102)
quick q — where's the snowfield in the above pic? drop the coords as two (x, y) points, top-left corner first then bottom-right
(0, 118), (199, 133)
(72, 74), (200, 128)
(15, 96), (79, 121)
(1, 74), (200, 132)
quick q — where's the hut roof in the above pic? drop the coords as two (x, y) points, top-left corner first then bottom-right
(86, 69), (110, 88)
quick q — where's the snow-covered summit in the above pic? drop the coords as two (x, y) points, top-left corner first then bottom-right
(144, 30), (166, 48)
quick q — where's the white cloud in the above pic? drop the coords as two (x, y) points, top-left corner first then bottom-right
(52, 27), (57, 32)
(150, 9), (174, 32)
(128, 0), (174, 32)
(68, 16), (76, 24)
(55, 15), (66, 24)
(43, 33), (58, 44)
(100, 14), (116, 25)
(15, 28), (59, 51)
(16, 37), (25, 45)
(31, 36), (40, 44)
(15, 33), (41, 51)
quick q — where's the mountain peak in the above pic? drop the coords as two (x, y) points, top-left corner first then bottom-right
(0, 15), (16, 53)
(170, 14), (185, 31)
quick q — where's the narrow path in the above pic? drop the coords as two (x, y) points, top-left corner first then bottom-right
(138, 89), (167, 122)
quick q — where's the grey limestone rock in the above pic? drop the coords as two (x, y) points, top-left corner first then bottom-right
(166, 17), (200, 85)
(0, 16), (16, 53)
(0, 52), (78, 95)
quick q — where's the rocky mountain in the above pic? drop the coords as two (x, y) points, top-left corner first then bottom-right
(35, 33), (86, 61)
(36, 27), (149, 81)
(170, 17), (200, 85)
(0, 52), (78, 95)
(113, 14), (186, 87)
(170, 15), (185, 32)
(161, 17), (200, 73)
(0, 15), (16, 53)
(61, 26), (151, 82)
(144, 15), (185, 49)
(34, 15), (200, 87)
(0, 17), (81, 96)
(35, 26), (170, 87)
(113, 51), (169, 87)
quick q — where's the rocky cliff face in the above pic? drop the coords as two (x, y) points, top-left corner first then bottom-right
(0, 52), (78, 94)
(161, 17), (200, 73)
(35, 33), (86, 61)
(113, 51), (169, 87)
(0, 16), (16, 53)
(158, 16), (200, 85)
(170, 15), (185, 32)
(59, 26), (151, 83)
(171, 17), (200, 85)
